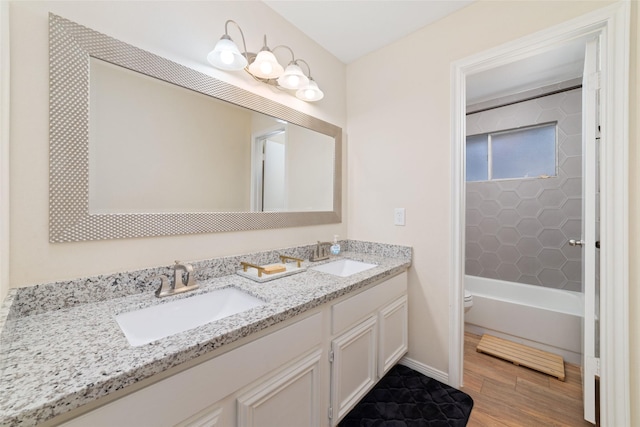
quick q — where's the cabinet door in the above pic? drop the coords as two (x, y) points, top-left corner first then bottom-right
(330, 316), (377, 425)
(237, 350), (322, 427)
(378, 295), (408, 377)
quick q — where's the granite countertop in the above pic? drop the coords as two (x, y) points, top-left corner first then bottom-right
(0, 247), (411, 427)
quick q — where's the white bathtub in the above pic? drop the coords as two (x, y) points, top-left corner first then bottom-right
(464, 275), (584, 364)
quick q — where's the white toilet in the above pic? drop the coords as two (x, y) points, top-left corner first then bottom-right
(464, 289), (473, 313)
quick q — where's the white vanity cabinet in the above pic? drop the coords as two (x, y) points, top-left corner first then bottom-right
(329, 272), (408, 425)
(59, 271), (407, 427)
(60, 312), (324, 427)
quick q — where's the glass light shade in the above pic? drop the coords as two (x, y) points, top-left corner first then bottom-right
(207, 36), (248, 71)
(296, 79), (324, 102)
(277, 63), (309, 89)
(248, 50), (284, 79)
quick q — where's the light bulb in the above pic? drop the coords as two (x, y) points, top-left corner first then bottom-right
(287, 75), (300, 87)
(260, 61), (273, 75)
(304, 89), (315, 99)
(220, 50), (235, 65)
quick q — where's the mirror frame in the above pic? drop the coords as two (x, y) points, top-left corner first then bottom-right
(49, 14), (342, 242)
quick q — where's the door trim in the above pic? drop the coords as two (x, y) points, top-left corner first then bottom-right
(449, 3), (630, 426)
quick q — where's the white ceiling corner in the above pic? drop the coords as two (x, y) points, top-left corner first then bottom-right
(263, 1), (474, 64)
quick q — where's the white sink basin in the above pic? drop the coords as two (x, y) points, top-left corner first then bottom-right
(310, 259), (377, 277)
(116, 287), (265, 346)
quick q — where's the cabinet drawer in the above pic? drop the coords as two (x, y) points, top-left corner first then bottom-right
(332, 272), (407, 335)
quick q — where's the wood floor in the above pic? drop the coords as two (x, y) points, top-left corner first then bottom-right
(462, 332), (594, 427)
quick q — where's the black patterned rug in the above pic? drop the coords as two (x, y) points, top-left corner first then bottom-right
(339, 364), (474, 427)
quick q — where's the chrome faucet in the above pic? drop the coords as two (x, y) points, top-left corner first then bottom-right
(154, 260), (199, 297)
(310, 241), (332, 262)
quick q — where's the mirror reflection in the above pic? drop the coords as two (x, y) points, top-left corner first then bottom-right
(88, 58), (335, 214)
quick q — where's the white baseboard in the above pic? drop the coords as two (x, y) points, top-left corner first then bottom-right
(399, 356), (449, 386)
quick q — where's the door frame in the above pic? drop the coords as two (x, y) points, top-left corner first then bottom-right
(449, 3), (630, 426)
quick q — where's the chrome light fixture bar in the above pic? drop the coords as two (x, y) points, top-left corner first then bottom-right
(207, 20), (324, 102)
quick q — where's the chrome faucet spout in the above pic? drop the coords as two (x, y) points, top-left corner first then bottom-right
(310, 241), (332, 262)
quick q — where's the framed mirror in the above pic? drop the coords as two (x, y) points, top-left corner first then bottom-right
(49, 14), (342, 242)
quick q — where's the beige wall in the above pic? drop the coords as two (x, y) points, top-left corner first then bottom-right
(629, 2), (639, 425)
(346, 0), (638, 417)
(5, 1), (346, 292)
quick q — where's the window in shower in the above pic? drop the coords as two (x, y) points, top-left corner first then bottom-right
(466, 122), (557, 182)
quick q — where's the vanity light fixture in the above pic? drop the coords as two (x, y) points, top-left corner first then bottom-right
(207, 20), (324, 102)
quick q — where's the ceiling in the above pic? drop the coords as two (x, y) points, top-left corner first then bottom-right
(263, 1), (587, 103)
(263, 0), (474, 64)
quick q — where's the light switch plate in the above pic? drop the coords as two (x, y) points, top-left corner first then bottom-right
(394, 208), (406, 226)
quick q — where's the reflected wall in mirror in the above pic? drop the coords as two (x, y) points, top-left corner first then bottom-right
(50, 14), (341, 242)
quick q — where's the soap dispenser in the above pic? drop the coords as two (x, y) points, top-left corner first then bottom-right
(330, 235), (341, 255)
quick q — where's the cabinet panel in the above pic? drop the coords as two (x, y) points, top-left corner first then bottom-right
(237, 350), (321, 427)
(332, 272), (407, 335)
(330, 316), (377, 425)
(176, 405), (224, 427)
(61, 313), (322, 427)
(378, 295), (408, 377)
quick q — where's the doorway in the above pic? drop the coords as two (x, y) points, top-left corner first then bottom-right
(251, 129), (286, 212)
(449, 3), (630, 425)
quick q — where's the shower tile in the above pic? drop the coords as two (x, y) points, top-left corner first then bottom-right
(519, 274), (541, 286)
(478, 235), (500, 252)
(497, 227), (520, 245)
(479, 252), (501, 271)
(479, 199), (501, 216)
(538, 268), (568, 288)
(560, 156), (582, 178)
(497, 180), (520, 191)
(559, 114), (582, 136)
(538, 176), (562, 190)
(497, 209), (520, 227)
(497, 263), (521, 282)
(477, 109), (502, 132)
(466, 226), (482, 243)
(479, 269), (500, 279)
(561, 219), (582, 240)
(563, 281), (582, 292)
(479, 217), (500, 235)
(536, 108), (566, 124)
(516, 218), (543, 237)
(559, 90), (582, 114)
(465, 259), (483, 276)
(516, 256), (543, 276)
(560, 134), (582, 156)
(538, 248), (567, 269)
(538, 229), (567, 248)
(465, 242), (483, 260)
(535, 92), (565, 109)
(562, 260), (581, 282)
(516, 238), (543, 258)
(515, 180), (542, 198)
(562, 198), (582, 219)
(514, 101), (543, 123)
(538, 209), (567, 228)
(538, 189), (567, 208)
(497, 244), (521, 264)
(476, 184), (501, 200)
(466, 190), (483, 209)
(515, 199), (542, 218)
(561, 178), (582, 198)
(466, 208), (483, 226)
(497, 191), (520, 208)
